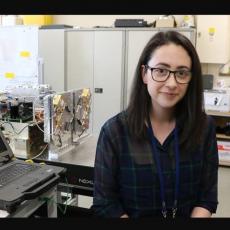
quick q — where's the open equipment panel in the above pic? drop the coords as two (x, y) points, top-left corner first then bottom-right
(43, 88), (91, 159)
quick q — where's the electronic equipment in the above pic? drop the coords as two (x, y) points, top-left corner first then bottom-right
(0, 86), (92, 160)
(114, 19), (147, 27)
(0, 120), (46, 159)
(217, 140), (230, 162)
(40, 24), (73, 29)
(155, 15), (176, 28)
(0, 98), (33, 122)
(43, 88), (91, 159)
(202, 74), (214, 90)
(43, 91), (74, 159)
(73, 88), (91, 140)
(0, 84), (53, 158)
(204, 89), (230, 112)
(0, 129), (66, 213)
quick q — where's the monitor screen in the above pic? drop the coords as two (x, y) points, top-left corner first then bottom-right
(0, 136), (7, 154)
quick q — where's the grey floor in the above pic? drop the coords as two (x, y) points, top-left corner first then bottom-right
(77, 166), (230, 217)
(213, 166), (230, 218)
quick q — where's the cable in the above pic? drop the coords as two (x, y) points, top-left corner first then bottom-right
(57, 176), (70, 215)
(32, 95), (45, 133)
(39, 176), (70, 216)
(30, 144), (48, 160)
(0, 121), (34, 135)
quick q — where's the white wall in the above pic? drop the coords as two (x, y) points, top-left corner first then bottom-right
(53, 15), (185, 28)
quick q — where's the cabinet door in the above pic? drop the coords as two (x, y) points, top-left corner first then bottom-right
(125, 30), (158, 107)
(196, 15), (230, 64)
(159, 28), (196, 46)
(66, 30), (94, 134)
(38, 29), (65, 92)
(93, 31), (125, 134)
(66, 31), (94, 91)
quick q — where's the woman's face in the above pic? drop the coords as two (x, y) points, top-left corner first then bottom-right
(142, 43), (192, 110)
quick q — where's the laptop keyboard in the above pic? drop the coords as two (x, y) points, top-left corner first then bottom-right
(0, 163), (40, 187)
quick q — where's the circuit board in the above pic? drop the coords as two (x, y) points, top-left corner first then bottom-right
(43, 91), (74, 153)
(73, 88), (91, 140)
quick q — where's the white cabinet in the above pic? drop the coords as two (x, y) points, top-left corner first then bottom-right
(38, 29), (65, 92)
(66, 31), (94, 92)
(196, 15), (230, 64)
(66, 30), (125, 134)
(125, 30), (158, 107)
(93, 31), (124, 134)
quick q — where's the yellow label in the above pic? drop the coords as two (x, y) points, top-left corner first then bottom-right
(5, 72), (15, 79)
(22, 15), (53, 26)
(208, 27), (216, 35)
(53, 95), (61, 105)
(20, 51), (30, 57)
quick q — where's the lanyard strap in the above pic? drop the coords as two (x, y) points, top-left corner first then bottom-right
(147, 118), (180, 218)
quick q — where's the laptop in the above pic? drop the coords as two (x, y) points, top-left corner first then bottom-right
(0, 129), (66, 213)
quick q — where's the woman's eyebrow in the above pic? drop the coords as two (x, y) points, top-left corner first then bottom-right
(155, 63), (190, 69)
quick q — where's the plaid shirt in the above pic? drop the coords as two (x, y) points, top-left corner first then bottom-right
(92, 111), (219, 218)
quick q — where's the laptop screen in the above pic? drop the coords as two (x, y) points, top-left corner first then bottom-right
(0, 137), (7, 153)
(0, 130), (14, 159)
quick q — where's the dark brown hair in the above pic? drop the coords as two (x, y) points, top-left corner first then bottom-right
(126, 30), (206, 151)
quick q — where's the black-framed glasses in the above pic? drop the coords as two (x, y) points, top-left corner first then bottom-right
(145, 65), (192, 84)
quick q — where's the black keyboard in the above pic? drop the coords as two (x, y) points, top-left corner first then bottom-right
(0, 163), (40, 187)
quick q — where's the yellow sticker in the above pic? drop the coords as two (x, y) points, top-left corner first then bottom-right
(184, 15), (189, 21)
(208, 27), (216, 35)
(5, 72), (15, 79)
(20, 51), (30, 57)
(25, 159), (34, 163)
(53, 95), (61, 105)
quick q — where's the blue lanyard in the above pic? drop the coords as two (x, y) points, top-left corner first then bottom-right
(147, 118), (180, 218)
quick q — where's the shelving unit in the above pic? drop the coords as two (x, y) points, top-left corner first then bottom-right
(216, 134), (230, 140)
(206, 110), (230, 166)
(219, 160), (230, 167)
(206, 110), (230, 117)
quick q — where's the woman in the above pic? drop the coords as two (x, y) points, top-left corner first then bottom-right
(92, 30), (218, 218)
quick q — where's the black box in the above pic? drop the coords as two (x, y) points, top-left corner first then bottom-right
(114, 19), (147, 27)
(202, 74), (214, 90)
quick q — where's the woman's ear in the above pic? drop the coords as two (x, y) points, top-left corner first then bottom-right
(141, 65), (148, 84)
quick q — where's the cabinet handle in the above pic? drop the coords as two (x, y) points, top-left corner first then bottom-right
(198, 32), (201, 38)
(95, 88), (103, 93)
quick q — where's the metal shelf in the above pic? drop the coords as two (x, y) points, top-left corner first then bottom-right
(219, 160), (230, 167)
(206, 110), (230, 166)
(216, 134), (230, 140)
(206, 110), (230, 117)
